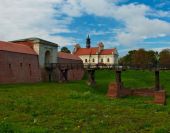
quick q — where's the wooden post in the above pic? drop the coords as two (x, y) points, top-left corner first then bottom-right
(62, 69), (68, 82)
(45, 63), (53, 82)
(115, 70), (122, 89)
(87, 69), (96, 86)
(59, 69), (68, 82)
(155, 69), (160, 91)
(49, 72), (52, 82)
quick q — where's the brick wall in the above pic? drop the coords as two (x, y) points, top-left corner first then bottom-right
(107, 82), (166, 105)
(0, 51), (41, 84)
(58, 57), (82, 64)
(39, 57), (84, 82)
(58, 57), (84, 81)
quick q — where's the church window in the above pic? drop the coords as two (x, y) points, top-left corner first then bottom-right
(93, 58), (95, 62)
(101, 58), (103, 63)
(107, 58), (110, 62)
(85, 59), (88, 63)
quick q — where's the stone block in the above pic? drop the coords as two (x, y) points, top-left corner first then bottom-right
(107, 82), (120, 98)
(120, 88), (132, 97)
(154, 90), (166, 105)
(132, 89), (154, 97)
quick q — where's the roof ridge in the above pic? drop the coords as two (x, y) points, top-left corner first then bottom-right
(0, 41), (30, 47)
(0, 41), (37, 55)
(58, 52), (81, 60)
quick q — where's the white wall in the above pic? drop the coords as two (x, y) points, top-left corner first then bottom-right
(99, 55), (115, 64)
(33, 42), (58, 67)
(79, 54), (117, 65)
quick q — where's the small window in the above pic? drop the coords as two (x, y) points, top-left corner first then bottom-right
(9, 64), (11, 69)
(29, 64), (32, 76)
(107, 58), (110, 62)
(93, 58), (95, 62)
(20, 63), (23, 67)
(101, 59), (103, 63)
(85, 59), (88, 63)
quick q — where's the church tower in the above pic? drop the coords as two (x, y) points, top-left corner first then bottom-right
(86, 35), (91, 48)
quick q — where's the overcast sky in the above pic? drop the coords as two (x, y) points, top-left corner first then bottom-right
(0, 0), (170, 55)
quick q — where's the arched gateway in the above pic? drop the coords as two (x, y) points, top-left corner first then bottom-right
(12, 38), (59, 81)
(45, 51), (51, 64)
(11, 38), (84, 82)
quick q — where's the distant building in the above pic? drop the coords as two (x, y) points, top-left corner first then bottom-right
(73, 36), (118, 65)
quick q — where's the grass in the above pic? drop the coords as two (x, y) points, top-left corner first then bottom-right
(0, 70), (170, 133)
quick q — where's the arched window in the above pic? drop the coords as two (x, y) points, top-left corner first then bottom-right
(107, 58), (110, 62)
(9, 64), (11, 69)
(85, 59), (88, 63)
(45, 51), (51, 64)
(9, 64), (12, 74)
(93, 58), (95, 62)
(101, 58), (103, 63)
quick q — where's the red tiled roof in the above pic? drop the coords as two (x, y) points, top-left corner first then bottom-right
(100, 49), (116, 55)
(14, 41), (34, 49)
(74, 47), (116, 55)
(58, 52), (81, 60)
(0, 41), (37, 55)
(74, 47), (98, 55)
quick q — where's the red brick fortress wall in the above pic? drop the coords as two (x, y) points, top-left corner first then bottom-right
(67, 68), (84, 81)
(0, 51), (41, 84)
(58, 57), (84, 81)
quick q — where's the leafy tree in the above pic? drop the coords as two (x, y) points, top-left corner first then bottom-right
(131, 49), (147, 68)
(119, 50), (136, 66)
(119, 49), (156, 69)
(160, 49), (170, 68)
(61, 47), (71, 53)
(147, 50), (157, 68)
(132, 49), (157, 68)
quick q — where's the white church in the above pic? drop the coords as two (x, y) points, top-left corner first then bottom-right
(73, 36), (118, 65)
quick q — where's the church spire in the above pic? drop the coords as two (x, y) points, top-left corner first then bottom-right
(86, 34), (91, 48)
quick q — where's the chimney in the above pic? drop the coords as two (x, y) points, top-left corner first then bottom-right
(73, 44), (81, 54)
(98, 42), (104, 52)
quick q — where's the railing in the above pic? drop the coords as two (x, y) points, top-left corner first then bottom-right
(45, 63), (170, 71)
(45, 63), (84, 70)
(83, 64), (124, 70)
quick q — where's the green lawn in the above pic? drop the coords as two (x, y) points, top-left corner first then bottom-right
(0, 70), (170, 133)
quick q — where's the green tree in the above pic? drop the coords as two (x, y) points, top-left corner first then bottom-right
(119, 50), (136, 66)
(119, 49), (156, 69)
(147, 50), (157, 68)
(61, 47), (71, 53)
(160, 49), (170, 68)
